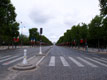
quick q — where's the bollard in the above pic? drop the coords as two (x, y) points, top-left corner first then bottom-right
(22, 49), (27, 64)
(39, 46), (42, 54)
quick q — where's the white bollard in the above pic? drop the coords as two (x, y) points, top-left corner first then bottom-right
(39, 46), (42, 54)
(22, 49), (28, 64)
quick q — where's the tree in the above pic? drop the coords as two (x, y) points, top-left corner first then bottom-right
(80, 23), (88, 40)
(19, 34), (29, 45)
(88, 15), (103, 48)
(29, 28), (52, 45)
(41, 35), (52, 45)
(99, 0), (107, 48)
(0, 0), (19, 46)
(29, 28), (40, 41)
(99, 0), (107, 16)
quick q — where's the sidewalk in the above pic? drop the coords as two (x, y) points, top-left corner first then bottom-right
(0, 46), (31, 50)
(72, 47), (107, 54)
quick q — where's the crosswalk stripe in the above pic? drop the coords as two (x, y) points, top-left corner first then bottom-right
(101, 58), (107, 61)
(2, 57), (23, 65)
(0, 55), (11, 59)
(77, 57), (98, 67)
(60, 56), (69, 66)
(0, 56), (18, 62)
(93, 57), (107, 63)
(84, 57), (107, 67)
(69, 57), (84, 67)
(49, 56), (55, 66)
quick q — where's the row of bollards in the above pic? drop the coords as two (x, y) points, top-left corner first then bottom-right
(13, 46), (43, 70)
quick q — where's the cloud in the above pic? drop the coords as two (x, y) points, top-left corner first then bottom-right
(29, 9), (52, 24)
(11, 0), (100, 42)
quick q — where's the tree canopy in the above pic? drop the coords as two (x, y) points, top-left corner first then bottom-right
(29, 28), (52, 45)
(0, 0), (19, 45)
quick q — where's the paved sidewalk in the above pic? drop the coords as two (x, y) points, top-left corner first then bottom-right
(72, 47), (107, 54)
(0, 46), (33, 50)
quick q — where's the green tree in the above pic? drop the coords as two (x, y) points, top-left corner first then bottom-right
(29, 28), (52, 45)
(19, 34), (29, 45)
(41, 35), (52, 45)
(0, 0), (19, 46)
(80, 23), (88, 40)
(29, 28), (40, 41)
(99, 0), (107, 48)
(99, 0), (107, 16)
(88, 15), (103, 48)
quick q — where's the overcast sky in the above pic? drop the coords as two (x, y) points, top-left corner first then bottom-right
(11, 0), (100, 42)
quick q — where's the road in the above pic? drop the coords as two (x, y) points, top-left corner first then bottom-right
(0, 46), (50, 80)
(1, 45), (107, 80)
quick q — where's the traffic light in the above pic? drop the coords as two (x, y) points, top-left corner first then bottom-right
(40, 28), (43, 34)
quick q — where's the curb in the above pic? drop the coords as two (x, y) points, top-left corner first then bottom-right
(12, 46), (52, 71)
(13, 63), (36, 70)
(72, 48), (107, 54)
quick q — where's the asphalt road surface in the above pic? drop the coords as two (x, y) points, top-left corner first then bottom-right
(0, 46), (50, 80)
(1, 45), (107, 80)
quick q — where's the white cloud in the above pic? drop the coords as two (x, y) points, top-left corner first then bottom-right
(11, 0), (100, 42)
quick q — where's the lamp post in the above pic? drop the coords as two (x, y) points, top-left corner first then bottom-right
(20, 22), (25, 48)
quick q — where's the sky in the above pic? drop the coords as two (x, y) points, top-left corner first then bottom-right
(11, 0), (100, 42)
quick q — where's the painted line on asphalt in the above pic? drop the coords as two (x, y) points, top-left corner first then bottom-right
(0, 55), (11, 60)
(69, 57), (84, 67)
(85, 57), (107, 67)
(49, 56), (55, 66)
(36, 48), (51, 66)
(77, 57), (98, 67)
(101, 58), (107, 61)
(60, 56), (69, 66)
(3, 56), (36, 66)
(2, 57), (23, 65)
(93, 57), (107, 63)
(28, 56), (35, 61)
(36, 56), (45, 66)
(0, 56), (18, 63)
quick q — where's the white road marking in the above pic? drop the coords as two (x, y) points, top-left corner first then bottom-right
(60, 56), (69, 66)
(0, 56), (18, 62)
(0, 55), (11, 59)
(69, 57), (84, 67)
(85, 57), (107, 67)
(36, 56), (45, 66)
(49, 56), (55, 66)
(101, 58), (107, 61)
(2, 57), (23, 65)
(93, 57), (107, 63)
(28, 56), (35, 61)
(77, 57), (98, 67)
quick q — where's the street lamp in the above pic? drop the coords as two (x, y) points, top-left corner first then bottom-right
(20, 22), (25, 47)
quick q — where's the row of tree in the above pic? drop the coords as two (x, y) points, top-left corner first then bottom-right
(29, 28), (52, 45)
(56, 0), (107, 48)
(0, 0), (52, 46)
